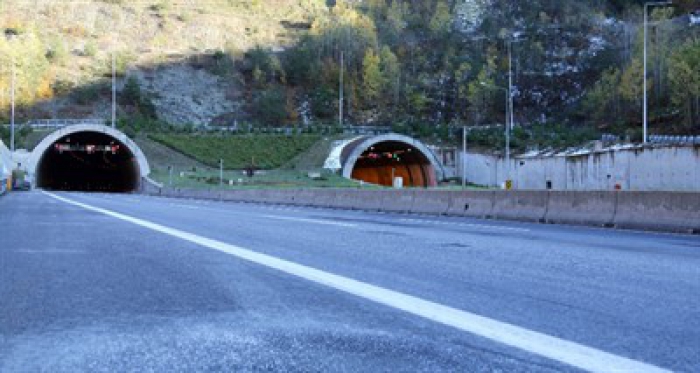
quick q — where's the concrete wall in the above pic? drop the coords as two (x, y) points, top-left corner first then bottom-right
(142, 187), (700, 234)
(0, 140), (11, 193)
(461, 145), (700, 191)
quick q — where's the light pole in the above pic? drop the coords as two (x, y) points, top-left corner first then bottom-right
(507, 40), (515, 130)
(112, 52), (117, 129)
(643, 1), (673, 144)
(10, 58), (15, 152)
(481, 82), (511, 187)
(339, 51), (344, 128)
(6, 33), (18, 152)
(462, 126), (467, 189)
(219, 159), (224, 187)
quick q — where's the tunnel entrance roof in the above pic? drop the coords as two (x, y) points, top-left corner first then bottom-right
(337, 134), (444, 187)
(27, 124), (150, 192)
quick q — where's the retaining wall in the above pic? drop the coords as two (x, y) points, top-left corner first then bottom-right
(141, 186), (700, 234)
(462, 145), (700, 192)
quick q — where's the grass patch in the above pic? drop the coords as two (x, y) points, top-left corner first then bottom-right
(149, 168), (370, 190)
(148, 133), (321, 170)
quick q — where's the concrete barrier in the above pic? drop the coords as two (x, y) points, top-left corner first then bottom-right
(141, 187), (700, 234)
(381, 191), (416, 213)
(545, 191), (617, 227)
(446, 191), (495, 218)
(291, 189), (319, 207)
(248, 189), (281, 204)
(311, 188), (338, 208)
(327, 189), (356, 209)
(410, 190), (450, 215)
(491, 191), (549, 222)
(614, 192), (700, 233)
(346, 190), (385, 211)
(140, 177), (163, 196)
(220, 189), (253, 202)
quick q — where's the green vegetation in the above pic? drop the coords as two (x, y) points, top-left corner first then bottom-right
(148, 134), (321, 170)
(583, 12), (700, 134)
(0, 125), (34, 149)
(149, 168), (366, 190)
(0, 0), (698, 150)
(235, 0), (699, 137)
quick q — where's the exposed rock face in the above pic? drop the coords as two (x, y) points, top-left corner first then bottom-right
(134, 65), (237, 126)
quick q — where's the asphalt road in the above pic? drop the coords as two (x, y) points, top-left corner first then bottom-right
(1, 191), (698, 372)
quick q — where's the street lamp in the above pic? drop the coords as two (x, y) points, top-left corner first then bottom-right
(481, 81), (511, 187)
(643, 1), (673, 144)
(339, 51), (344, 128)
(5, 34), (18, 152)
(112, 52), (117, 129)
(10, 55), (15, 152)
(462, 126), (468, 189)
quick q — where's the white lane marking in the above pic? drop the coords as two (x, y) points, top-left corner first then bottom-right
(44, 191), (668, 373)
(150, 201), (353, 227)
(261, 214), (357, 228)
(15, 249), (86, 255)
(170, 204), (202, 210)
(400, 218), (530, 233)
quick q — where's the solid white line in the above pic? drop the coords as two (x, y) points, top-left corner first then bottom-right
(43, 191), (668, 373)
(261, 214), (357, 228)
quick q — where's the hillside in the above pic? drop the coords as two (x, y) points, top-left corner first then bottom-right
(0, 0), (324, 124)
(0, 0), (698, 147)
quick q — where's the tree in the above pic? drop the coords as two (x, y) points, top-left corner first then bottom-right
(668, 39), (700, 128)
(429, 1), (452, 36)
(454, 62), (472, 119)
(121, 77), (157, 120)
(379, 46), (400, 106)
(253, 86), (287, 125)
(309, 0), (378, 73)
(619, 59), (648, 113)
(362, 48), (383, 105)
(584, 68), (622, 124)
(385, 0), (407, 44)
(468, 66), (498, 124)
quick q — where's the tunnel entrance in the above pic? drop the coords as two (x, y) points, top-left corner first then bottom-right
(350, 141), (435, 187)
(36, 131), (140, 192)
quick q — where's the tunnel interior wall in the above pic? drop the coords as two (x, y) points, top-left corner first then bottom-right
(36, 131), (141, 192)
(348, 140), (437, 187)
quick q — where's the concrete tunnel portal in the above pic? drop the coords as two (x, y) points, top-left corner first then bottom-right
(338, 134), (444, 188)
(28, 125), (150, 193)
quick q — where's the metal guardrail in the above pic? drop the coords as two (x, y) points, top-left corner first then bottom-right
(201, 124), (392, 135)
(0, 119), (105, 130)
(601, 134), (700, 145)
(1, 120), (390, 136)
(648, 135), (700, 145)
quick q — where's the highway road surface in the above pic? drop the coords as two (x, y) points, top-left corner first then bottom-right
(1, 191), (699, 372)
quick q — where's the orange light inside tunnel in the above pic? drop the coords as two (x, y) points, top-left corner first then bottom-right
(350, 142), (436, 187)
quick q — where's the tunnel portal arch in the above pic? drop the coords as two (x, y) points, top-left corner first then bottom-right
(27, 124), (150, 192)
(340, 134), (444, 187)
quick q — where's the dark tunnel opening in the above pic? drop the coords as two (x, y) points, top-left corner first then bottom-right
(351, 141), (436, 187)
(36, 131), (140, 193)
